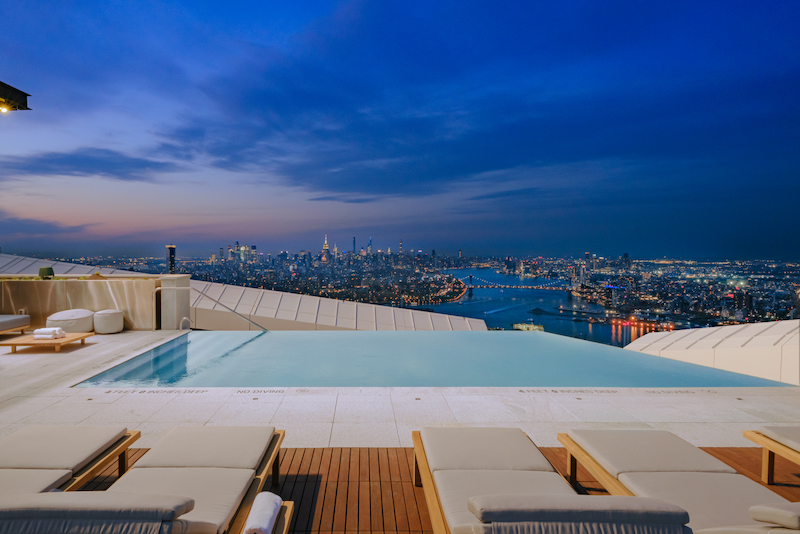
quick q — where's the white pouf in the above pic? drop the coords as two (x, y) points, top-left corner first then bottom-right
(94, 309), (124, 334)
(46, 309), (94, 333)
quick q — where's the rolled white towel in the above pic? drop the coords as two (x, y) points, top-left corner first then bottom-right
(33, 334), (57, 340)
(244, 492), (283, 534)
(34, 327), (65, 336)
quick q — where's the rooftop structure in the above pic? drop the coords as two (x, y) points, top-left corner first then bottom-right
(626, 320), (800, 385)
(0, 253), (487, 332)
(0, 81), (31, 112)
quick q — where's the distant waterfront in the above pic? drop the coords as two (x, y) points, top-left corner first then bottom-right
(419, 268), (640, 347)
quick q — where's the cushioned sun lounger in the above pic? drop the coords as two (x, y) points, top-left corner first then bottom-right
(558, 429), (789, 532)
(744, 427), (800, 485)
(0, 314), (29, 336)
(109, 426), (289, 534)
(0, 490), (294, 534)
(0, 425), (140, 495)
(0, 426), (291, 534)
(413, 427), (692, 534)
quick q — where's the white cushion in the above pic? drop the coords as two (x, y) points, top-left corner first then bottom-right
(46, 309), (94, 333)
(568, 429), (736, 477)
(0, 426), (127, 471)
(420, 427), (554, 473)
(94, 309), (124, 334)
(433, 470), (576, 534)
(109, 467), (254, 534)
(135, 426), (275, 470)
(0, 469), (72, 496)
(618, 471), (789, 530)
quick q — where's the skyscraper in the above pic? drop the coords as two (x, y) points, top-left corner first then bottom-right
(166, 244), (176, 274)
(367, 237), (372, 255)
(399, 240), (403, 254)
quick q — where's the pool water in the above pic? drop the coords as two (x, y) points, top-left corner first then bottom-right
(75, 331), (787, 388)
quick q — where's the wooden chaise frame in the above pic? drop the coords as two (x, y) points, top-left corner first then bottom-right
(412, 431), (450, 534)
(61, 430), (141, 491)
(556, 433), (634, 496)
(743, 429), (800, 485)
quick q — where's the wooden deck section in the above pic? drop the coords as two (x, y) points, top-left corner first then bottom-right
(81, 447), (800, 533)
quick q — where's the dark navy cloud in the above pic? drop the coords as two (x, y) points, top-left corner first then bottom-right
(0, 148), (181, 181)
(0, 211), (87, 236)
(309, 195), (378, 204)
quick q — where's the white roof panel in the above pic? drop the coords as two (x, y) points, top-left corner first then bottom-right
(317, 299), (338, 317)
(297, 296), (320, 315)
(430, 314), (452, 331)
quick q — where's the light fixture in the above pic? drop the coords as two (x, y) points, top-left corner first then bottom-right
(0, 108), (6, 113)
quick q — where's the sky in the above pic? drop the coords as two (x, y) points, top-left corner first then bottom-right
(1, 1), (799, 260)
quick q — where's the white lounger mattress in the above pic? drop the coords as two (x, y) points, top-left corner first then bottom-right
(0, 426), (127, 472)
(0, 469), (72, 497)
(433, 470), (576, 534)
(618, 471), (788, 531)
(109, 467), (254, 534)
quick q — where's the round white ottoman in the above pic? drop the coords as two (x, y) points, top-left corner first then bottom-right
(46, 309), (94, 333)
(94, 309), (124, 334)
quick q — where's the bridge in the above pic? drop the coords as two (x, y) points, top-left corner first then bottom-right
(458, 275), (568, 296)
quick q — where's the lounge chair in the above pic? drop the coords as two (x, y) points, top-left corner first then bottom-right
(0, 425), (140, 495)
(0, 314), (29, 336)
(413, 427), (691, 534)
(744, 427), (800, 485)
(0, 426), (291, 534)
(558, 429), (789, 532)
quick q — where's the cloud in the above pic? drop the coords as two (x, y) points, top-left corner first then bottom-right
(309, 195), (378, 204)
(0, 210), (88, 237)
(0, 148), (181, 181)
(467, 187), (540, 201)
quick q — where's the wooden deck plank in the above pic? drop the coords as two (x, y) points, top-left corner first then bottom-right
(396, 449), (412, 482)
(387, 449), (402, 482)
(380, 480), (397, 531)
(402, 481), (423, 532)
(333, 481), (349, 531)
(369, 449), (380, 482)
(74, 446), (800, 534)
(378, 449), (391, 482)
(349, 448), (360, 481)
(391, 481), (409, 531)
(339, 446), (351, 482)
(359, 449), (370, 481)
(329, 448), (342, 483)
(370, 480), (383, 531)
(359, 481), (371, 531)
(346, 474), (361, 530)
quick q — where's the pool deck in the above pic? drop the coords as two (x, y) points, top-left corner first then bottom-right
(1, 330), (800, 448)
(86, 445), (800, 533)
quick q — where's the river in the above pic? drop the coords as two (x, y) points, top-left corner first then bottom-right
(417, 268), (643, 347)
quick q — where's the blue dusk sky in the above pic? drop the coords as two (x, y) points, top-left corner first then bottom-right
(1, 1), (799, 260)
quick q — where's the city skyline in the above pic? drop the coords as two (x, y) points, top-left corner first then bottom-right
(1, 2), (799, 260)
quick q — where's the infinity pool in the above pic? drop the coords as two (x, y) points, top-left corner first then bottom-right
(76, 330), (786, 388)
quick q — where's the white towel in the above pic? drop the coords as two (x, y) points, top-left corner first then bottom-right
(34, 327), (65, 336)
(34, 334), (57, 340)
(244, 492), (283, 534)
